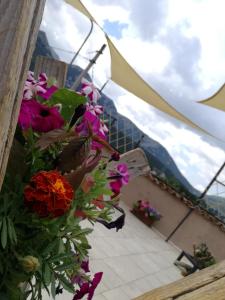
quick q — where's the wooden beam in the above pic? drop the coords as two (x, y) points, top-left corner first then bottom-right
(134, 260), (225, 300)
(34, 56), (68, 88)
(0, 0), (46, 189)
(176, 277), (225, 300)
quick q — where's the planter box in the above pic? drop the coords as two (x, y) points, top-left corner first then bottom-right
(131, 209), (155, 227)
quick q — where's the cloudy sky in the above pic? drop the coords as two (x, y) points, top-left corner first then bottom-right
(41, 0), (225, 192)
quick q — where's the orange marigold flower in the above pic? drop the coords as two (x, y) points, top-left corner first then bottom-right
(24, 170), (74, 218)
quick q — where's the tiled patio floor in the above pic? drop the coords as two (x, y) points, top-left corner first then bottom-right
(44, 202), (182, 300)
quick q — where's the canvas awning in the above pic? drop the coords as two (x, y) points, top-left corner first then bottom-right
(66, 0), (209, 133)
(198, 84), (225, 112)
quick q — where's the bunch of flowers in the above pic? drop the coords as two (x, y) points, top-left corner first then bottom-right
(133, 200), (161, 221)
(0, 74), (129, 300)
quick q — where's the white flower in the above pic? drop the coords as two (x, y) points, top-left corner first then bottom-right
(81, 78), (101, 103)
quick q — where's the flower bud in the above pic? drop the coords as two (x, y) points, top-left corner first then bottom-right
(20, 256), (40, 273)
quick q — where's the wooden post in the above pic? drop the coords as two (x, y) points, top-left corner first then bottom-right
(134, 260), (225, 300)
(0, 0), (46, 190)
(34, 56), (68, 88)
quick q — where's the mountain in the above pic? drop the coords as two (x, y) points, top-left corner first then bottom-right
(98, 96), (199, 199)
(30, 31), (59, 71)
(30, 31), (199, 200)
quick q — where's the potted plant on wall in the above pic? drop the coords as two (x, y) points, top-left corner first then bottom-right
(131, 200), (161, 227)
(193, 243), (216, 269)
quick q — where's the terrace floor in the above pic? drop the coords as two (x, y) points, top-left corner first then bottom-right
(45, 202), (182, 300)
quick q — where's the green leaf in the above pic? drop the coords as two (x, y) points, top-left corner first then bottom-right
(0, 258), (3, 274)
(51, 275), (56, 299)
(42, 263), (52, 286)
(54, 261), (76, 272)
(42, 238), (59, 256)
(7, 217), (17, 244)
(57, 274), (75, 293)
(0, 219), (2, 231)
(49, 88), (86, 121)
(57, 238), (65, 254)
(72, 228), (93, 237)
(1, 217), (7, 248)
(48, 252), (73, 263)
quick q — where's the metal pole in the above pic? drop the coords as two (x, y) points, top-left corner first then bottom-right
(100, 79), (110, 92)
(165, 161), (225, 242)
(71, 44), (107, 91)
(68, 20), (94, 67)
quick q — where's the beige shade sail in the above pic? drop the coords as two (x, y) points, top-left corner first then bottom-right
(66, 0), (96, 22)
(65, 0), (209, 133)
(198, 84), (225, 112)
(106, 36), (204, 130)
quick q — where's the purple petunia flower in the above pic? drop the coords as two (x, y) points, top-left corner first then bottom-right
(18, 99), (64, 132)
(109, 180), (123, 194)
(81, 259), (90, 273)
(73, 272), (103, 300)
(109, 163), (129, 194)
(75, 110), (108, 150)
(117, 164), (129, 185)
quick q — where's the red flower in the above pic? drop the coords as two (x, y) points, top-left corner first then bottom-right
(24, 171), (74, 218)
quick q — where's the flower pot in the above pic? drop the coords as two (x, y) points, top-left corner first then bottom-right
(131, 209), (155, 227)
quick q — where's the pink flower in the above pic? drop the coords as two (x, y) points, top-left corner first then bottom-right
(116, 163), (129, 185)
(109, 180), (122, 194)
(23, 71), (58, 100)
(18, 99), (64, 132)
(38, 85), (58, 100)
(23, 81), (46, 100)
(75, 111), (107, 150)
(73, 272), (103, 300)
(81, 259), (90, 273)
(109, 163), (129, 194)
(27, 71), (35, 81)
(38, 72), (48, 83)
(81, 78), (100, 103)
(86, 103), (103, 116)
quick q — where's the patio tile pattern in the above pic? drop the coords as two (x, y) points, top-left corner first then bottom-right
(43, 202), (182, 300)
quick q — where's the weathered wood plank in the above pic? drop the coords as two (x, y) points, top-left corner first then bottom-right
(176, 277), (225, 300)
(34, 56), (68, 88)
(134, 260), (225, 300)
(0, 0), (46, 189)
